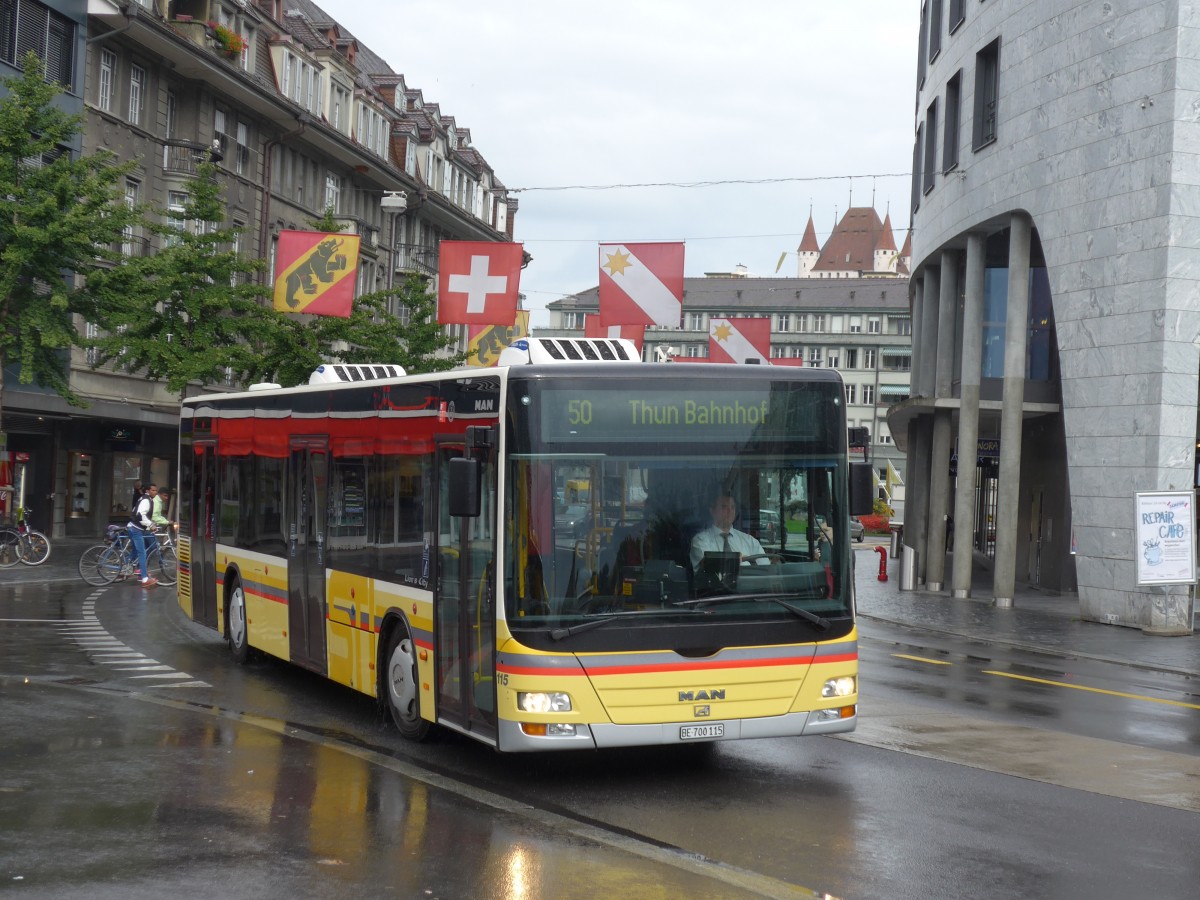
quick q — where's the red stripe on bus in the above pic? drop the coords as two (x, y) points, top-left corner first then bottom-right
(497, 651), (856, 679)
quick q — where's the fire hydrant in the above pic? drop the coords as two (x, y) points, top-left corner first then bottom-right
(874, 545), (888, 582)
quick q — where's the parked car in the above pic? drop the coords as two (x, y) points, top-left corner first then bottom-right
(849, 516), (865, 542)
(555, 504), (591, 539)
(758, 510), (781, 544)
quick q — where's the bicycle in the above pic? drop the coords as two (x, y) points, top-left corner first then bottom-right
(78, 526), (178, 587)
(0, 510), (51, 567)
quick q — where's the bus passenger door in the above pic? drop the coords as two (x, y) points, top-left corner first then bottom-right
(188, 440), (219, 629)
(434, 441), (497, 742)
(288, 437), (329, 674)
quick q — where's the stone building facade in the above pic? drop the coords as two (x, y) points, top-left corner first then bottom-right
(3, 0), (515, 538)
(894, 0), (1198, 632)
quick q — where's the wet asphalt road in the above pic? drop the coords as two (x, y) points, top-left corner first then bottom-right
(3, 570), (1200, 898)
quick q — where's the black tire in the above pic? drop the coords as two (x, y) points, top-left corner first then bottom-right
(20, 531), (50, 565)
(855, 534), (864, 543)
(96, 543), (127, 583)
(78, 544), (112, 585)
(382, 622), (431, 741)
(152, 542), (178, 586)
(227, 577), (250, 664)
(0, 528), (21, 568)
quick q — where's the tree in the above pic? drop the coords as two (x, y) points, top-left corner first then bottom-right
(264, 209), (465, 387)
(0, 53), (139, 432)
(85, 161), (281, 395)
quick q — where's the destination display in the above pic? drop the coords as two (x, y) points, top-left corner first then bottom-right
(538, 387), (825, 444)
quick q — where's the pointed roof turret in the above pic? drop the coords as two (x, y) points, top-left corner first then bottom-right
(798, 214), (821, 253)
(875, 213), (898, 253)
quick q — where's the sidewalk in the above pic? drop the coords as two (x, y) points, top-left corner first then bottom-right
(855, 545), (1200, 678)
(7, 536), (1198, 679)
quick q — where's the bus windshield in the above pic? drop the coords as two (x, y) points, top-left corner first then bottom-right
(503, 373), (853, 650)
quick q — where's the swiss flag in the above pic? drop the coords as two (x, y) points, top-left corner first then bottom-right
(598, 242), (683, 326)
(709, 317), (771, 364)
(438, 241), (523, 325)
(584, 315), (645, 353)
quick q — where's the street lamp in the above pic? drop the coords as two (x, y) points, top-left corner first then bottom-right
(380, 191), (408, 292)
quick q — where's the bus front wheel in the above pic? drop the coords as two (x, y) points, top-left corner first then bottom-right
(383, 624), (431, 741)
(228, 578), (250, 664)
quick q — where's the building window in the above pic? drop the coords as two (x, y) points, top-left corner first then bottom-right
(892, 317), (913, 336)
(943, 70), (962, 172)
(812, 314), (825, 333)
(166, 190), (188, 245)
(868, 316), (881, 334)
(686, 312), (705, 330)
(923, 98), (938, 194)
(796, 314), (808, 333)
(928, 0), (943, 62)
(1, 2), (75, 87)
(807, 347), (823, 365)
(849, 316), (862, 333)
(775, 313), (791, 332)
(563, 311), (584, 330)
(128, 64), (145, 126)
(911, 124), (923, 215)
(917, 1), (928, 91)
(974, 38), (1000, 149)
(845, 383), (857, 404)
(165, 88), (176, 137)
(827, 350), (840, 369)
(864, 349), (876, 369)
(121, 178), (139, 256)
(862, 385), (874, 405)
(98, 49), (114, 111)
(844, 348), (858, 369)
(324, 173), (342, 213)
(949, 0), (965, 32)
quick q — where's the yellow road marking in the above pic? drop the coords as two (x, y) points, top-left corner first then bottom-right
(984, 670), (1200, 710)
(892, 653), (952, 665)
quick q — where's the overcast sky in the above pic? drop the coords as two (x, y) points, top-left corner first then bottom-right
(316, 1), (919, 326)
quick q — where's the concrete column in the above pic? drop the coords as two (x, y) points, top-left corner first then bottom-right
(908, 417), (933, 585)
(924, 250), (960, 590)
(952, 232), (986, 598)
(917, 266), (940, 398)
(926, 410), (953, 590)
(934, 250), (959, 398)
(993, 213), (1032, 607)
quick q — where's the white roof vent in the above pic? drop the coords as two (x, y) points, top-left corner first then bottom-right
(247, 382), (282, 392)
(308, 363), (407, 385)
(497, 338), (639, 366)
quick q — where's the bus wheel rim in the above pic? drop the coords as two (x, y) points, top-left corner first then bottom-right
(230, 588), (246, 647)
(389, 638), (417, 715)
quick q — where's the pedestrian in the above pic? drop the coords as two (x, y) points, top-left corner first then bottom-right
(128, 485), (158, 588)
(130, 481), (143, 513)
(151, 485), (171, 530)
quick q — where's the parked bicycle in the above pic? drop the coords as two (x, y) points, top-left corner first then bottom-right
(0, 510), (51, 568)
(78, 525), (178, 587)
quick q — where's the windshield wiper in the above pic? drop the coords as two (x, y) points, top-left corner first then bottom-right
(549, 608), (708, 641)
(674, 593), (831, 631)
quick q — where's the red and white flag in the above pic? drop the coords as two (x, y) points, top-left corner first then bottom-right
(438, 241), (523, 325)
(584, 315), (645, 352)
(709, 317), (771, 364)
(598, 242), (683, 326)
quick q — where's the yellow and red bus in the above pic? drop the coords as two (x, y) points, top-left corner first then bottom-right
(177, 338), (871, 751)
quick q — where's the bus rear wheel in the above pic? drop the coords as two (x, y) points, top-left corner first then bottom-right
(228, 578), (250, 664)
(383, 624), (430, 741)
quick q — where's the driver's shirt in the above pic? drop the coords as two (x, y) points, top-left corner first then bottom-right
(689, 526), (767, 570)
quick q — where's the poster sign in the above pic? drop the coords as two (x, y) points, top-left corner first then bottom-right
(1134, 491), (1196, 585)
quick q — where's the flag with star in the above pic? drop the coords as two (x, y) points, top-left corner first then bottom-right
(598, 242), (684, 326)
(708, 317), (771, 364)
(584, 315), (645, 352)
(437, 241), (524, 325)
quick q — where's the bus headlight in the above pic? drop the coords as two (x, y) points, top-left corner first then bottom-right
(821, 676), (856, 698)
(517, 691), (572, 713)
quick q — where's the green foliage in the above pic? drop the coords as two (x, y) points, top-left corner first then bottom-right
(0, 53), (138, 414)
(873, 498), (895, 518)
(84, 161), (276, 395)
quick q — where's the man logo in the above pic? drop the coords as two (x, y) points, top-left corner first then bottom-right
(474, 399), (494, 411)
(678, 689), (725, 702)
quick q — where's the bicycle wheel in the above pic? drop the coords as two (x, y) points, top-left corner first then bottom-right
(152, 540), (178, 586)
(97, 542), (129, 584)
(79, 544), (113, 585)
(20, 530), (50, 566)
(0, 528), (22, 568)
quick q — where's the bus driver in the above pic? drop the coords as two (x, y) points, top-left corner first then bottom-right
(690, 490), (769, 570)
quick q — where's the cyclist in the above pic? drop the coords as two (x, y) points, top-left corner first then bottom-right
(151, 486), (171, 530)
(127, 485), (158, 588)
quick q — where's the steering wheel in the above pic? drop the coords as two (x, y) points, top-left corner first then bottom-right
(740, 553), (784, 565)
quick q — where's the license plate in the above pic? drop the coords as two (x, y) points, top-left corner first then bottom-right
(680, 723), (724, 740)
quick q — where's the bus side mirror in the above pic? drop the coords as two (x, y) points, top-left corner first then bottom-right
(449, 457), (481, 518)
(849, 462), (874, 516)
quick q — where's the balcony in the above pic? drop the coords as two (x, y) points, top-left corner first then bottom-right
(394, 243), (438, 278)
(163, 138), (258, 180)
